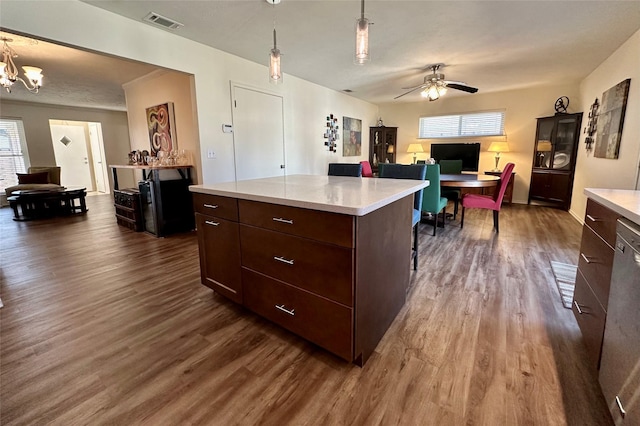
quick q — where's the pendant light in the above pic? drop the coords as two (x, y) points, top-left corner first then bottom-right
(267, 0), (282, 84)
(355, 0), (369, 64)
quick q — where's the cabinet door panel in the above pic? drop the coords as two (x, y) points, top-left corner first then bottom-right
(578, 225), (614, 309)
(572, 269), (606, 370)
(196, 213), (242, 303)
(243, 268), (353, 361)
(529, 172), (549, 198)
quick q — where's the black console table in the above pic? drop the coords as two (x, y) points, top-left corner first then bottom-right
(109, 165), (194, 237)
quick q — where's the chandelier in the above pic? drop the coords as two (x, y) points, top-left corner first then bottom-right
(0, 37), (43, 93)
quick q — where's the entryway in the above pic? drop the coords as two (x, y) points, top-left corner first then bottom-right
(49, 120), (109, 194)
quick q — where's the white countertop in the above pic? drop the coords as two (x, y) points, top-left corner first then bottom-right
(584, 188), (640, 225)
(190, 174), (430, 216)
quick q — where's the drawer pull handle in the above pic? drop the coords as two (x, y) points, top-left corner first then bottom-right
(275, 304), (295, 316)
(586, 214), (600, 222)
(205, 220), (220, 226)
(274, 256), (294, 265)
(573, 300), (584, 315)
(580, 253), (593, 264)
(615, 396), (626, 418)
(273, 217), (294, 225)
(203, 204), (218, 209)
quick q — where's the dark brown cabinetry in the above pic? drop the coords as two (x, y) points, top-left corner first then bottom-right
(194, 193), (242, 303)
(572, 198), (620, 370)
(369, 127), (397, 173)
(192, 190), (413, 366)
(528, 113), (582, 210)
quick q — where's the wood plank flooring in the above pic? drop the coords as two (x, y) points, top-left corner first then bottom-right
(0, 195), (612, 425)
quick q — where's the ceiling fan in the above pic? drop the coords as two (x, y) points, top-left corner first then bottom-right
(394, 64), (478, 101)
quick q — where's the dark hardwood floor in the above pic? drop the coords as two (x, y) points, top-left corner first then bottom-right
(0, 195), (612, 425)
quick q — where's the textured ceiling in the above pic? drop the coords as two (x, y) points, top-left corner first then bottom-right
(0, 31), (159, 111)
(2, 1), (640, 110)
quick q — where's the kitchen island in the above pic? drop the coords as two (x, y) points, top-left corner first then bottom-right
(189, 174), (429, 366)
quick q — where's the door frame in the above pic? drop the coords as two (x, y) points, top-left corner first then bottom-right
(229, 81), (286, 181)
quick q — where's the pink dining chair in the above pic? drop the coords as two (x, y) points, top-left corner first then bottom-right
(360, 160), (373, 177)
(460, 162), (515, 233)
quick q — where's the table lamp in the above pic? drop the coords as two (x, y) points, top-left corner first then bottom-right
(406, 143), (424, 164)
(488, 141), (510, 172)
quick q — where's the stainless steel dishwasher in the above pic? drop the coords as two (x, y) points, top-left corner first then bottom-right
(599, 218), (640, 425)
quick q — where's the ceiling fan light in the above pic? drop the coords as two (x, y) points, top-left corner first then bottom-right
(427, 85), (440, 101)
(355, 17), (369, 64)
(438, 86), (447, 96)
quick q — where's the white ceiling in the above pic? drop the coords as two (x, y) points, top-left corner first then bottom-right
(2, 1), (640, 110)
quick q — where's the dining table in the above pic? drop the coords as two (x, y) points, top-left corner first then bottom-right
(440, 173), (501, 189)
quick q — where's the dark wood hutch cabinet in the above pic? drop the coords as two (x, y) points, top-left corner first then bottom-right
(369, 127), (397, 173)
(528, 113), (583, 211)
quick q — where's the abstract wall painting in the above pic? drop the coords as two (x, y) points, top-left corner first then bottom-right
(594, 79), (631, 159)
(146, 102), (177, 156)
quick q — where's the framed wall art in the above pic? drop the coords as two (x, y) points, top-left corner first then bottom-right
(342, 117), (362, 157)
(594, 79), (631, 159)
(146, 102), (177, 156)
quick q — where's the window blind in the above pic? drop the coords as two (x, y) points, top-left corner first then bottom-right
(419, 111), (505, 138)
(0, 119), (29, 193)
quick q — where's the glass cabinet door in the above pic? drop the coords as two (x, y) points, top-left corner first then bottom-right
(534, 118), (555, 168)
(552, 117), (578, 170)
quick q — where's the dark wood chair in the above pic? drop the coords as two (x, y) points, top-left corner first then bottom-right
(328, 163), (363, 177)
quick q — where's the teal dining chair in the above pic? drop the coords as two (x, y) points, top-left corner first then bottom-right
(421, 164), (448, 236)
(378, 163), (427, 270)
(438, 159), (463, 219)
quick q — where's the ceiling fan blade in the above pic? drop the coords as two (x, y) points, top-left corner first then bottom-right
(394, 86), (425, 99)
(400, 83), (428, 90)
(446, 82), (478, 94)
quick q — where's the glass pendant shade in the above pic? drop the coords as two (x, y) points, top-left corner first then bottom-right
(355, 17), (369, 64)
(269, 48), (282, 84)
(268, 27), (282, 84)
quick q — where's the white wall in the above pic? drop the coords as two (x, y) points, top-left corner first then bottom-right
(0, 100), (134, 190)
(378, 84), (581, 204)
(123, 69), (201, 184)
(571, 29), (640, 221)
(0, 1), (378, 185)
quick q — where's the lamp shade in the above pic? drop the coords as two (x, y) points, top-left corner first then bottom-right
(387, 145), (394, 154)
(406, 143), (424, 153)
(488, 141), (510, 153)
(537, 140), (552, 152)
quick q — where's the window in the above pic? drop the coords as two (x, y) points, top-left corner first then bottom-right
(419, 111), (505, 139)
(0, 118), (30, 194)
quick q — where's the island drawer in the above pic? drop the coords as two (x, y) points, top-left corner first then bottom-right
(584, 199), (620, 248)
(242, 268), (353, 361)
(572, 269), (607, 370)
(240, 225), (353, 306)
(238, 200), (354, 248)
(578, 225), (614, 309)
(193, 193), (238, 221)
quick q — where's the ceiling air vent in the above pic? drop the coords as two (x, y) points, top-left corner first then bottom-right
(143, 12), (184, 30)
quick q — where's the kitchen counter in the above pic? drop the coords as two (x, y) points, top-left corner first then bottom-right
(189, 174), (429, 216)
(584, 188), (640, 225)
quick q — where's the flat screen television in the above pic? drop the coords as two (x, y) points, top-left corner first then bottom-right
(430, 143), (481, 172)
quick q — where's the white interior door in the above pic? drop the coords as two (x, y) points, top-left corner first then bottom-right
(231, 85), (285, 181)
(49, 122), (95, 190)
(88, 122), (107, 193)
